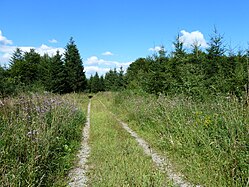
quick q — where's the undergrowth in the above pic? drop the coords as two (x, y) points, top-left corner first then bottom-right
(0, 92), (87, 186)
(102, 91), (249, 187)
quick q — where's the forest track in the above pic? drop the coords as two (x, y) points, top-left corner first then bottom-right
(99, 99), (201, 187)
(68, 100), (91, 187)
(68, 97), (201, 186)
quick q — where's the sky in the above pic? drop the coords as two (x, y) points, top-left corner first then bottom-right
(0, 0), (249, 77)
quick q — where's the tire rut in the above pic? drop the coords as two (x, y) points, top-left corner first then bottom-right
(68, 100), (91, 187)
(99, 99), (201, 187)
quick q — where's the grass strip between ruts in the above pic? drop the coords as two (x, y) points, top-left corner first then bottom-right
(87, 97), (174, 186)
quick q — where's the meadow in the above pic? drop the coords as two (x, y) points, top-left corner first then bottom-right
(102, 91), (249, 187)
(0, 93), (87, 186)
(1, 91), (248, 186)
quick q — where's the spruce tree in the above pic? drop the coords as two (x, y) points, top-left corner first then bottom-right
(22, 49), (41, 85)
(9, 48), (41, 85)
(50, 51), (65, 93)
(88, 75), (93, 93)
(91, 72), (100, 93)
(39, 54), (52, 90)
(99, 75), (105, 91)
(64, 37), (87, 92)
(172, 34), (186, 58)
(9, 48), (24, 82)
(205, 27), (226, 92)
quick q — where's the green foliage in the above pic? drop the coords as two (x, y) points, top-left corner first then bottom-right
(22, 49), (41, 84)
(125, 29), (249, 99)
(105, 67), (126, 91)
(88, 72), (105, 93)
(172, 34), (186, 58)
(39, 53), (52, 90)
(64, 37), (87, 93)
(92, 72), (100, 93)
(50, 51), (66, 93)
(0, 66), (20, 97)
(5, 38), (88, 95)
(126, 58), (149, 90)
(0, 67), (7, 95)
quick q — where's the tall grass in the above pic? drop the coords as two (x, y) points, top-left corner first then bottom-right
(105, 91), (249, 187)
(0, 93), (86, 186)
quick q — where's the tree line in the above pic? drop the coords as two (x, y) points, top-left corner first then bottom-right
(1, 29), (249, 99)
(125, 29), (249, 100)
(0, 38), (87, 96)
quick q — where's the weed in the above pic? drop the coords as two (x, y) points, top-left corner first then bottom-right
(0, 93), (87, 186)
(103, 91), (249, 187)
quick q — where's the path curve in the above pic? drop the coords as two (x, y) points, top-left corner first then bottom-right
(68, 100), (91, 187)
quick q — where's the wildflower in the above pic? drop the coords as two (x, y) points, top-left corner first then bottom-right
(195, 111), (202, 116)
(204, 116), (212, 127)
(27, 130), (39, 137)
(27, 130), (39, 142)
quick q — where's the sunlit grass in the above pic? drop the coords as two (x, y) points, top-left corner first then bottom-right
(0, 92), (87, 186)
(87, 97), (174, 186)
(102, 91), (249, 187)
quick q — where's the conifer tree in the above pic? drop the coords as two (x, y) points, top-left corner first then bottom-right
(22, 49), (41, 84)
(39, 54), (52, 90)
(91, 72), (100, 93)
(9, 48), (24, 82)
(64, 37), (87, 92)
(205, 27), (226, 92)
(172, 34), (186, 58)
(88, 75), (93, 93)
(9, 48), (41, 85)
(99, 75), (105, 91)
(50, 51), (65, 93)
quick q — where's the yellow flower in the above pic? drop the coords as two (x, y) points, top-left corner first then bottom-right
(204, 116), (211, 126)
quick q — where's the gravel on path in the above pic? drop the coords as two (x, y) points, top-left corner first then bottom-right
(68, 100), (91, 187)
(99, 99), (201, 187)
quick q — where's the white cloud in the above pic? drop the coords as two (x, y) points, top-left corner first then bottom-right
(85, 56), (106, 65)
(85, 66), (110, 77)
(85, 56), (132, 67)
(84, 56), (132, 78)
(0, 45), (16, 53)
(49, 39), (58, 43)
(0, 30), (12, 45)
(35, 44), (64, 56)
(102, 51), (114, 56)
(148, 46), (163, 52)
(0, 30), (65, 66)
(0, 44), (65, 65)
(0, 53), (12, 66)
(179, 30), (208, 48)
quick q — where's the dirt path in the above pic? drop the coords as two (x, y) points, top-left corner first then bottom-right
(87, 99), (171, 186)
(68, 100), (91, 187)
(99, 99), (201, 187)
(68, 98), (201, 186)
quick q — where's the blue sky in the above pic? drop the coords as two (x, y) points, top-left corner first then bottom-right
(0, 0), (249, 77)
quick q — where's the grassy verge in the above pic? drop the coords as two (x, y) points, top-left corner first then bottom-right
(0, 93), (87, 186)
(100, 91), (249, 187)
(87, 95), (174, 186)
